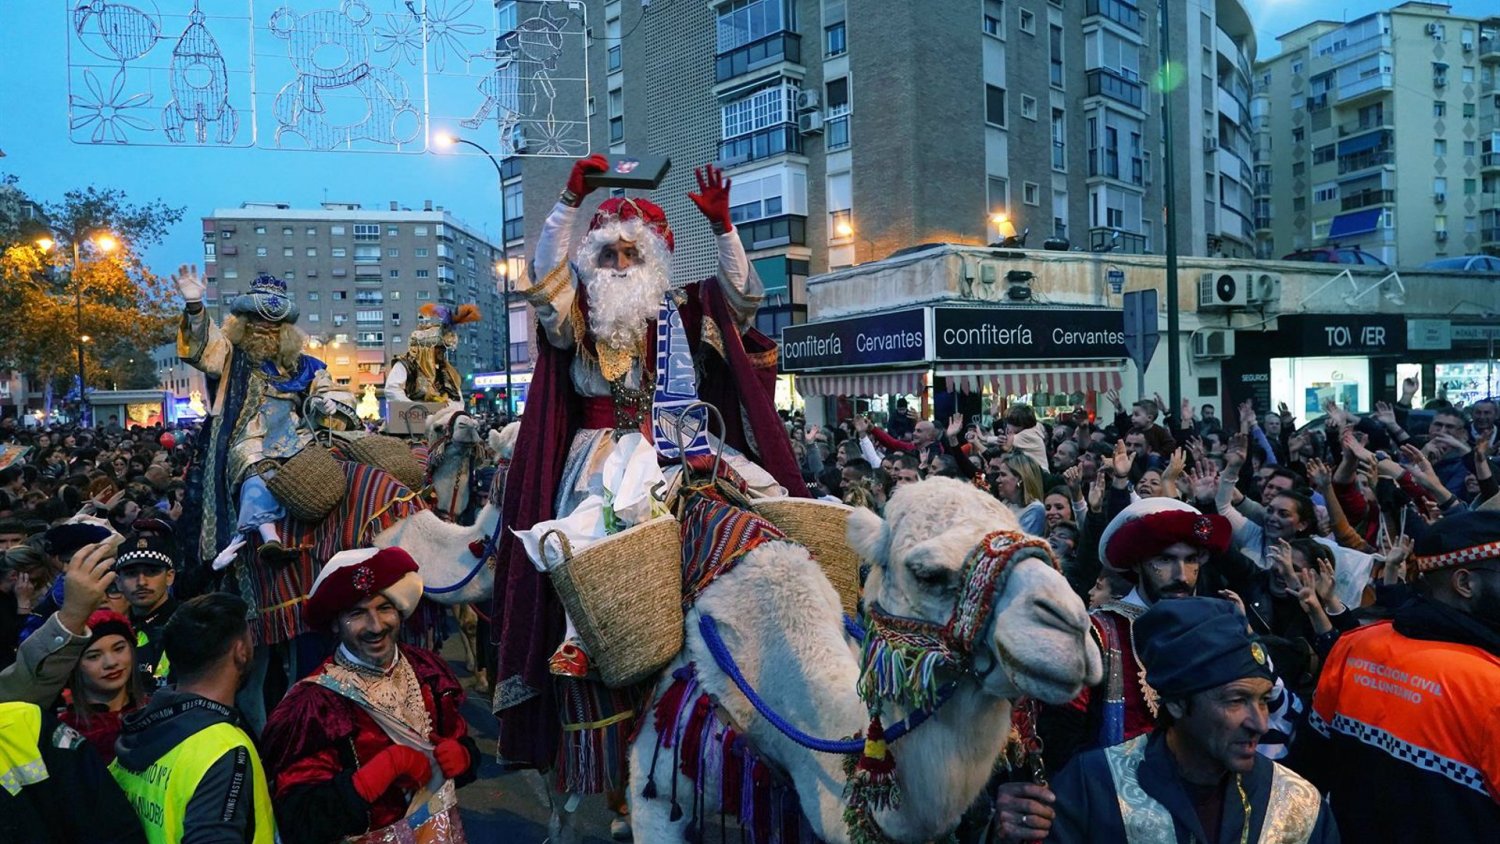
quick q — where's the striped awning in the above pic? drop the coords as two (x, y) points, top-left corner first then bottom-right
(937, 361), (1126, 396)
(794, 369), (928, 398)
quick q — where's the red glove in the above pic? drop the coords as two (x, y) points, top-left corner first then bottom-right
(689, 164), (734, 233)
(565, 154), (610, 204)
(433, 739), (470, 779)
(351, 746), (432, 803)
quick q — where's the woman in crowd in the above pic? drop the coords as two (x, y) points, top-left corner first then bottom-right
(993, 451), (1047, 535)
(59, 609), (149, 763)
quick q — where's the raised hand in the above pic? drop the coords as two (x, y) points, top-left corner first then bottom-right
(1188, 464), (1220, 500)
(1400, 374), (1420, 402)
(1278, 401), (1293, 420)
(804, 425), (822, 443)
(1109, 440), (1133, 479)
(1217, 589), (1251, 632)
(1182, 398), (1194, 423)
(565, 153), (610, 202)
(172, 263), (205, 303)
(1399, 443), (1436, 482)
(1313, 556), (1343, 613)
(1105, 388), (1122, 409)
(1087, 472), (1108, 512)
(1064, 464), (1084, 499)
(946, 413), (965, 440)
(1306, 458), (1332, 489)
(1373, 400), (1399, 429)
(689, 164), (734, 232)
(1223, 433), (1248, 472)
(1164, 448), (1187, 483)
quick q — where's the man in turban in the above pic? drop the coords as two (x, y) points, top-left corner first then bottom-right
(261, 547), (480, 844)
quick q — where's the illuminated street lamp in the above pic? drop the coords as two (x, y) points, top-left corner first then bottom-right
(35, 230), (119, 426)
(433, 129), (515, 417)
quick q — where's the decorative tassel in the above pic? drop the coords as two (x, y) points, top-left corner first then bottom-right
(850, 713), (901, 811)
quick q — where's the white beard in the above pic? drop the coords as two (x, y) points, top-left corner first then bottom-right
(581, 258), (671, 351)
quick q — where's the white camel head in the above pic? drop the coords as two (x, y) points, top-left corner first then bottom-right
(426, 407), (482, 448)
(424, 408), (486, 516)
(488, 421), (521, 460)
(848, 477), (1102, 705)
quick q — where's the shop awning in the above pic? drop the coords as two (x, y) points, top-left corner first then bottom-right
(794, 369), (928, 398)
(1327, 208), (1382, 239)
(937, 361), (1125, 396)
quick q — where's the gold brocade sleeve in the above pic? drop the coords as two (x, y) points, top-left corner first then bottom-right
(521, 260), (574, 308)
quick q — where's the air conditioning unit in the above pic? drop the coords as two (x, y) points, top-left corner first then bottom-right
(1192, 329), (1236, 359)
(1203, 135), (1220, 152)
(1246, 272), (1282, 306)
(1425, 22), (1439, 35)
(798, 112), (824, 135)
(1434, 193), (1446, 204)
(1436, 230), (1449, 241)
(1198, 271), (1249, 310)
(1463, 41), (1474, 52)
(795, 90), (821, 112)
(1434, 76), (1447, 87)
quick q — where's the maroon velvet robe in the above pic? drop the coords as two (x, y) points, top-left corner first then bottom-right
(490, 276), (808, 771)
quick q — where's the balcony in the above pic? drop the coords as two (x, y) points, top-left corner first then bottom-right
(1340, 189), (1394, 211)
(1338, 117), (1390, 137)
(1480, 37), (1500, 62)
(1338, 72), (1392, 103)
(1337, 150), (1393, 175)
(718, 124), (802, 166)
(1090, 227), (1148, 254)
(1483, 151), (1500, 171)
(1084, 0), (1142, 33)
(1305, 93), (1328, 111)
(736, 214), (807, 251)
(716, 31), (802, 83)
(1086, 68), (1144, 109)
(1254, 216), (1272, 230)
(1482, 227), (1500, 244)
(1086, 150), (1144, 185)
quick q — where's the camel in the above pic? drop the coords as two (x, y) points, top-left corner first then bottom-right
(627, 477), (1103, 843)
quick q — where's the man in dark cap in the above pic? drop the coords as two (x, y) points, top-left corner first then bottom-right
(113, 520), (180, 691)
(1293, 509), (1500, 842)
(1046, 597), (1338, 843)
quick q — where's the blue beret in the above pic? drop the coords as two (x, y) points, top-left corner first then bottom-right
(41, 523), (113, 560)
(1413, 510), (1500, 573)
(1136, 597), (1273, 700)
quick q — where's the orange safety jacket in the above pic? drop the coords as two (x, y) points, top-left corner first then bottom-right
(1301, 618), (1500, 842)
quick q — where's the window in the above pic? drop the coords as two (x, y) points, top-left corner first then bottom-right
(988, 175), (1009, 218)
(985, 84), (1006, 127)
(307, 313), (320, 323)
(1051, 109), (1066, 170)
(331, 225), (346, 235)
(353, 224), (380, 241)
(305, 247), (317, 257)
(1462, 102), (1476, 118)
(825, 21), (845, 56)
(1050, 25), (1064, 87)
(1434, 177), (1448, 197)
(417, 290), (431, 300)
(1293, 197), (1306, 211)
(386, 247), (400, 257)
(307, 291), (320, 301)
(223, 267), (238, 279)
(716, 0), (789, 53)
(826, 77), (850, 149)
(221, 230), (232, 239)
(333, 290), (348, 300)
(357, 310), (384, 323)
(255, 246), (267, 257)
(283, 247), (294, 257)
(1291, 60), (1303, 76)
(1430, 23), (1445, 41)
(1461, 66), (1474, 84)
(1434, 139), (1447, 156)
(415, 269), (430, 278)
(1314, 183), (1337, 203)
(282, 226), (293, 236)
(1292, 127), (1304, 144)
(827, 171), (852, 239)
(203, 242), (216, 260)
(1021, 95), (1037, 120)
(389, 269), (400, 278)
(502, 180), (524, 242)
(390, 291), (401, 300)
(606, 16), (622, 71)
(414, 247), (429, 257)
(354, 245), (381, 263)
(608, 87), (624, 143)
(1019, 8), (1035, 34)
(331, 246), (347, 258)
(1433, 100), (1446, 117)
(983, 0), (1003, 36)
(1313, 144), (1335, 164)
(1465, 178), (1477, 196)
(254, 225), (266, 235)
(391, 312), (402, 326)
(1465, 140), (1477, 156)
(284, 270), (295, 279)
(728, 172), (785, 223)
(306, 226), (317, 236)
(413, 226), (428, 236)
(721, 82), (798, 138)
(386, 226), (399, 237)
(1023, 182), (1040, 205)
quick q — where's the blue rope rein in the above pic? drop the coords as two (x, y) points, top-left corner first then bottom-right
(697, 614), (955, 754)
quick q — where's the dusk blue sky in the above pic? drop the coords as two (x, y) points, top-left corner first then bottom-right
(1, 1), (1493, 275)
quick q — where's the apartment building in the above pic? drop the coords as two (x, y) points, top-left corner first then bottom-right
(198, 202), (507, 394)
(494, 0), (1260, 367)
(1253, 4), (1500, 265)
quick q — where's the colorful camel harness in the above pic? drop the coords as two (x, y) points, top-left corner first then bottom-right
(696, 528), (1060, 844)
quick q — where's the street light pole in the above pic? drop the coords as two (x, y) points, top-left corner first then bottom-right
(73, 239), (89, 427)
(1159, 0), (1183, 419)
(437, 134), (514, 419)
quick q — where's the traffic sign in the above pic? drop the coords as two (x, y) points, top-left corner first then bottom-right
(1122, 289), (1160, 375)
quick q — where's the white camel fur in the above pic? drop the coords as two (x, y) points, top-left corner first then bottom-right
(627, 478), (1104, 843)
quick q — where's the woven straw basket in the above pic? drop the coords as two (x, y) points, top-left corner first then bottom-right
(752, 497), (862, 616)
(545, 516), (684, 688)
(263, 443), (346, 523)
(338, 433), (426, 491)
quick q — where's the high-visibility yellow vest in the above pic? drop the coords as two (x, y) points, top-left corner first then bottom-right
(109, 721), (275, 844)
(137, 629), (171, 682)
(0, 702), (47, 795)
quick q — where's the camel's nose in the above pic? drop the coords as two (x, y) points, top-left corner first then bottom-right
(1030, 593), (1086, 636)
